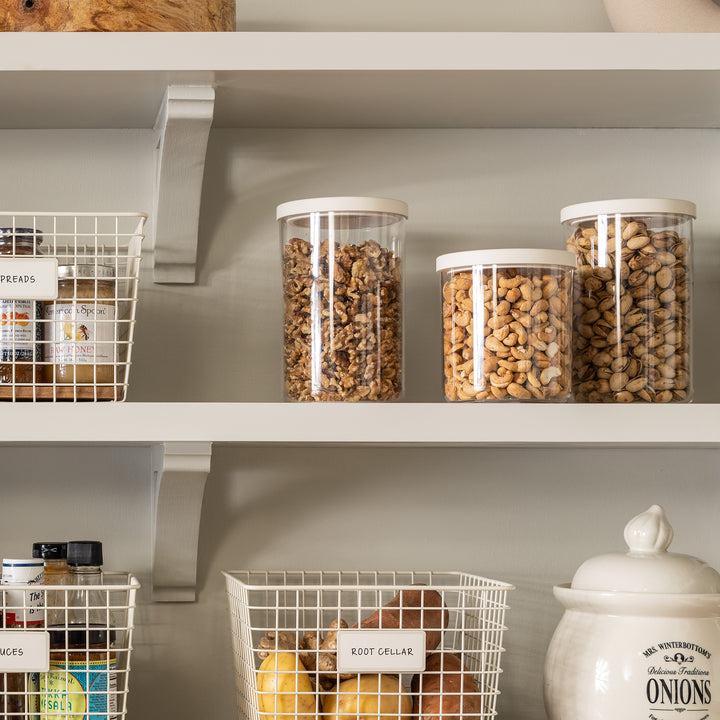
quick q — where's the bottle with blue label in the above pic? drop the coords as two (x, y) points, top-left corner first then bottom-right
(39, 541), (116, 720)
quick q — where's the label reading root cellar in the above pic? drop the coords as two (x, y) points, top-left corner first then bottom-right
(643, 640), (713, 718)
(336, 630), (426, 673)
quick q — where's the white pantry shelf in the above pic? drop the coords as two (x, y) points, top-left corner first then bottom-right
(1, 32), (720, 129)
(1, 402), (719, 447)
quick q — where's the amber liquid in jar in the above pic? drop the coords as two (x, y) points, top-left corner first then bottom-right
(0, 228), (43, 388)
(44, 265), (117, 386)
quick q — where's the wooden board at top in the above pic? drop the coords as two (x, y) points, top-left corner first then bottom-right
(0, 0), (236, 31)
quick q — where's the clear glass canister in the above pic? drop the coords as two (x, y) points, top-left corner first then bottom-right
(0, 228), (43, 388)
(43, 264), (117, 386)
(562, 198), (695, 403)
(436, 248), (576, 401)
(278, 196), (407, 402)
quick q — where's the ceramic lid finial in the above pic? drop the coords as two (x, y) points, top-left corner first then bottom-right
(624, 504), (674, 554)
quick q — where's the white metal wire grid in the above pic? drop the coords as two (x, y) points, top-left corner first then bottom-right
(0, 572), (139, 719)
(0, 212), (145, 401)
(224, 570), (513, 720)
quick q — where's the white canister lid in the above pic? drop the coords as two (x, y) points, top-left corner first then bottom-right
(277, 196), (408, 220)
(435, 248), (577, 273)
(561, 198), (697, 224)
(570, 505), (720, 594)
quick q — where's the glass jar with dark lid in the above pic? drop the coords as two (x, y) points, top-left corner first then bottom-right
(0, 228), (43, 390)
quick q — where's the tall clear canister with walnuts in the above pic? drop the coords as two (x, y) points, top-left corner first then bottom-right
(278, 197), (407, 402)
(562, 198), (694, 403)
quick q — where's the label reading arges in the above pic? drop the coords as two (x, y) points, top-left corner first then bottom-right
(336, 630), (426, 673)
(0, 630), (49, 672)
(0, 258), (58, 300)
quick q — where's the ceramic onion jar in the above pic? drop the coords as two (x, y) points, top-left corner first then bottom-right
(544, 505), (720, 720)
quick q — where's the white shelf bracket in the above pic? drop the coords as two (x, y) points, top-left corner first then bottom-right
(152, 85), (215, 284)
(151, 441), (213, 602)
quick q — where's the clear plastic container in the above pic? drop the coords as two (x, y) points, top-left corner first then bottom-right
(436, 248), (576, 402)
(278, 197), (407, 402)
(562, 198), (695, 403)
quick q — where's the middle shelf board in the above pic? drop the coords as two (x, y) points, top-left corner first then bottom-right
(2, 402), (719, 447)
(3, 33), (720, 129)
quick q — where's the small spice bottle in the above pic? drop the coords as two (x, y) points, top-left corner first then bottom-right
(33, 541), (70, 626)
(0, 228), (43, 388)
(43, 265), (117, 386)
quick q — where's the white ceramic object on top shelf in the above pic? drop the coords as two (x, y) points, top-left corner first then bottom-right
(603, 0), (720, 31)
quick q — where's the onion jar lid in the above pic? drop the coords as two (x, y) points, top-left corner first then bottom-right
(436, 248), (577, 273)
(276, 196), (408, 220)
(570, 505), (720, 594)
(561, 198), (697, 223)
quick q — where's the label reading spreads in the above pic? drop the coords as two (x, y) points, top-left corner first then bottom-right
(0, 630), (49, 672)
(0, 258), (58, 300)
(336, 630), (426, 673)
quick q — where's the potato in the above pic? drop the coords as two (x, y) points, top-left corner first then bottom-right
(411, 653), (482, 720)
(324, 674), (412, 720)
(357, 585), (449, 651)
(257, 651), (321, 719)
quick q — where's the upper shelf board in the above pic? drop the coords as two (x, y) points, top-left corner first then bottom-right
(5, 32), (720, 129)
(2, 402), (720, 447)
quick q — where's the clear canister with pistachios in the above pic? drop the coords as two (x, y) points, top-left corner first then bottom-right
(562, 198), (694, 403)
(437, 249), (576, 402)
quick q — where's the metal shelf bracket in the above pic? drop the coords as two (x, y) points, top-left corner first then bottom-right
(152, 84), (215, 284)
(151, 441), (213, 602)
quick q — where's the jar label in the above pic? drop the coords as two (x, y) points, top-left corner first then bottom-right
(0, 299), (40, 360)
(43, 303), (117, 365)
(642, 640), (713, 716)
(2, 560), (45, 627)
(39, 658), (117, 720)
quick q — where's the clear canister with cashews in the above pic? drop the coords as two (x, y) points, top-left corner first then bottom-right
(437, 248), (576, 401)
(562, 198), (694, 403)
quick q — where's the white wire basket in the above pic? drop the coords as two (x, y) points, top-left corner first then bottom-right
(0, 572), (140, 719)
(0, 212), (145, 401)
(224, 570), (513, 720)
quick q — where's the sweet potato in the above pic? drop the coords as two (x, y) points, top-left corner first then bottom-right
(411, 653), (482, 720)
(357, 585), (449, 651)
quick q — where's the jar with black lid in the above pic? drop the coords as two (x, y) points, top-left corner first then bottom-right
(0, 228), (43, 388)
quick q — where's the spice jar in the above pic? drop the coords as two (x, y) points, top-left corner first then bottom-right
(436, 249), (576, 401)
(562, 198), (694, 402)
(277, 197), (407, 402)
(43, 265), (117, 387)
(0, 228), (43, 389)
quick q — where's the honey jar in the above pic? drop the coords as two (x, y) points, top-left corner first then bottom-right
(43, 265), (117, 386)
